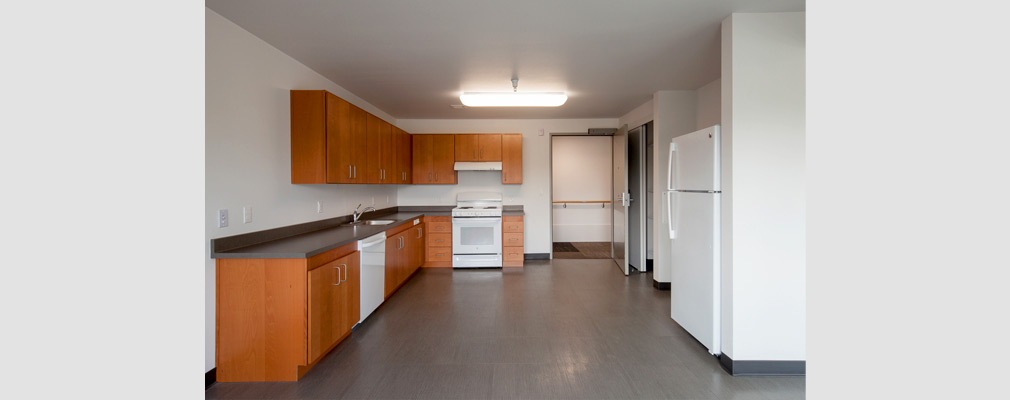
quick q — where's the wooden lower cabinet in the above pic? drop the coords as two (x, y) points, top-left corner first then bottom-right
(503, 215), (524, 267)
(385, 222), (426, 298)
(423, 216), (453, 267)
(216, 243), (359, 382)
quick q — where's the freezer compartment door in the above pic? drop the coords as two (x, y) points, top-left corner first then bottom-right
(669, 191), (721, 355)
(668, 125), (720, 191)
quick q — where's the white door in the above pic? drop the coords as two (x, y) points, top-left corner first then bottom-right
(612, 125), (630, 275)
(668, 191), (721, 355)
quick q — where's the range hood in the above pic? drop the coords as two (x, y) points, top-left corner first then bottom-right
(454, 161), (502, 171)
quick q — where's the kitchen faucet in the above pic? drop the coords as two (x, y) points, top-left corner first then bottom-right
(352, 204), (375, 223)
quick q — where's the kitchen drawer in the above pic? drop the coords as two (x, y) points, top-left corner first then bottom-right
(503, 220), (523, 233)
(503, 247), (524, 262)
(503, 215), (523, 223)
(427, 222), (451, 233)
(427, 233), (452, 247)
(424, 216), (451, 223)
(503, 232), (524, 247)
(427, 248), (452, 262)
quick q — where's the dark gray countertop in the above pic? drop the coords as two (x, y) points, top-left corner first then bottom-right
(211, 205), (524, 259)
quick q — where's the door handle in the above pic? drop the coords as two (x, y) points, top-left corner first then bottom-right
(353, 165), (356, 179)
(348, 165), (353, 179)
(667, 191), (677, 239)
(341, 263), (347, 283)
(333, 265), (342, 286)
(428, 172), (432, 182)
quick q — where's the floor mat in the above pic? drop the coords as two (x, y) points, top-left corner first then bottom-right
(552, 242), (611, 259)
(553, 242), (578, 252)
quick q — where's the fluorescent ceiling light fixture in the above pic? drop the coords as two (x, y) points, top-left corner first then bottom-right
(459, 92), (568, 107)
(459, 78), (567, 107)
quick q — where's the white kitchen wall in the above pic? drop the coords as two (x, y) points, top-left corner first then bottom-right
(551, 136), (613, 242)
(696, 78), (721, 129)
(720, 12), (806, 362)
(396, 119), (619, 254)
(651, 91), (698, 285)
(205, 8), (399, 372)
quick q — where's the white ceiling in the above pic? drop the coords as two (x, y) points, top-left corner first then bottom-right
(206, 0), (805, 119)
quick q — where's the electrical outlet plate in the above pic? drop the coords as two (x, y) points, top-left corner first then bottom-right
(317, 201), (323, 213)
(243, 206), (252, 223)
(218, 209), (229, 228)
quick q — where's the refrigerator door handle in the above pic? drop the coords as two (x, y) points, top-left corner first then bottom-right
(667, 143), (677, 191)
(667, 190), (677, 239)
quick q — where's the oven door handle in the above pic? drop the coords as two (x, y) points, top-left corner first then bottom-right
(452, 217), (502, 223)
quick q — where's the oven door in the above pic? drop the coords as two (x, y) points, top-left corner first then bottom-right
(452, 217), (502, 255)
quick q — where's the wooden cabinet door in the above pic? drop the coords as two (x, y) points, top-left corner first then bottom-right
(478, 134), (502, 161)
(324, 93), (352, 183)
(380, 120), (393, 184)
(384, 233), (399, 297)
(342, 252), (361, 332)
(413, 225), (425, 272)
(397, 129), (412, 183)
(308, 259), (341, 363)
(349, 105), (367, 182)
(454, 134), (478, 161)
(366, 113), (383, 184)
(412, 135), (433, 183)
(432, 134), (456, 184)
(502, 134), (523, 184)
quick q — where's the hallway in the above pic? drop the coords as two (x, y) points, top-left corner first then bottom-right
(207, 259), (804, 399)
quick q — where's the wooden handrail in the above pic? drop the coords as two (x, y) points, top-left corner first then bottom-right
(552, 200), (612, 208)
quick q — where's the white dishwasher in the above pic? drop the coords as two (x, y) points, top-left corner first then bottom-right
(357, 232), (386, 323)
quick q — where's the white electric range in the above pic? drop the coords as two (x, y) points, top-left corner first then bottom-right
(451, 192), (503, 268)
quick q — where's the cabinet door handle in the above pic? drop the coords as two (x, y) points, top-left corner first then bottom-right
(435, 172), (438, 182)
(428, 172), (432, 182)
(333, 265), (342, 286)
(348, 165), (353, 179)
(417, 228), (422, 238)
(473, 149), (476, 159)
(341, 263), (347, 283)
(353, 165), (356, 179)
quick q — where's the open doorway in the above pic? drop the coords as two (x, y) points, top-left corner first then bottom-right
(550, 135), (613, 259)
(627, 123), (654, 272)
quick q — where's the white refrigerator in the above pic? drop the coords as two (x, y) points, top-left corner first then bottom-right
(665, 125), (721, 356)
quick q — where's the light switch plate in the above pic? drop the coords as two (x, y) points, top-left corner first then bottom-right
(217, 209), (228, 228)
(317, 201), (323, 213)
(243, 206), (252, 223)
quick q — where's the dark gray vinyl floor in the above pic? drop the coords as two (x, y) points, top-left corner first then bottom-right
(207, 259), (805, 399)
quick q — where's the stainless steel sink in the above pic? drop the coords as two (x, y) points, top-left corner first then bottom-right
(348, 219), (396, 226)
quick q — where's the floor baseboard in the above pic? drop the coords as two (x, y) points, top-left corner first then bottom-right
(205, 368), (216, 389)
(718, 354), (806, 376)
(653, 280), (670, 290)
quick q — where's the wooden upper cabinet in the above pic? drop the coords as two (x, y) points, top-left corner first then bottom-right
(455, 134), (478, 161)
(478, 134), (502, 161)
(432, 134), (457, 184)
(366, 114), (393, 184)
(291, 90), (367, 184)
(412, 134), (456, 184)
(395, 128), (412, 184)
(349, 105), (367, 182)
(412, 134), (433, 183)
(502, 134), (522, 184)
(454, 134), (501, 161)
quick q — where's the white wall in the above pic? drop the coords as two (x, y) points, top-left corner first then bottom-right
(696, 79), (721, 130)
(720, 12), (806, 361)
(396, 119), (619, 254)
(619, 98), (654, 131)
(205, 9), (399, 372)
(651, 91), (698, 284)
(551, 136), (613, 242)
